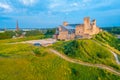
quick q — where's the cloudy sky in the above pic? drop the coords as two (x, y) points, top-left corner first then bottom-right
(0, 0), (120, 28)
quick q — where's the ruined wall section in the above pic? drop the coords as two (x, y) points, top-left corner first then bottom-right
(58, 31), (68, 40)
(75, 25), (84, 36)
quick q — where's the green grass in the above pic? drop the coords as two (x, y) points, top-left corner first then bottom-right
(52, 39), (120, 70)
(0, 35), (45, 43)
(93, 31), (120, 50)
(0, 32), (120, 80)
(0, 43), (120, 80)
(118, 54), (120, 61)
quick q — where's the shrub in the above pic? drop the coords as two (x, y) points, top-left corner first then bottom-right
(0, 31), (15, 39)
(71, 68), (79, 76)
(26, 30), (43, 37)
(64, 40), (79, 56)
(33, 48), (41, 56)
(96, 52), (107, 59)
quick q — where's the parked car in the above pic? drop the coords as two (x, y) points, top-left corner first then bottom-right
(34, 43), (41, 46)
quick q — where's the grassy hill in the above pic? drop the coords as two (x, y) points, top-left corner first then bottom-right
(93, 31), (120, 51)
(52, 39), (120, 70)
(0, 43), (120, 80)
(0, 31), (120, 80)
(102, 27), (120, 34)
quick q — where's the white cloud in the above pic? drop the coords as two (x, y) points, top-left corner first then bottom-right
(49, 1), (79, 12)
(48, 0), (114, 13)
(89, 0), (113, 9)
(48, 0), (91, 13)
(71, 3), (79, 7)
(83, 0), (91, 3)
(19, 0), (37, 6)
(0, 2), (12, 12)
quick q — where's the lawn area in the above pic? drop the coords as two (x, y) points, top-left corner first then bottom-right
(93, 31), (120, 51)
(0, 42), (120, 80)
(52, 39), (120, 70)
(0, 35), (45, 43)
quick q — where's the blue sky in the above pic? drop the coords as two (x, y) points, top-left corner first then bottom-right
(0, 0), (120, 28)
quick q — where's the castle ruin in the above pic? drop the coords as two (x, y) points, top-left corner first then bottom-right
(54, 17), (101, 40)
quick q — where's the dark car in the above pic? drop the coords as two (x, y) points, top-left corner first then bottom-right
(34, 43), (41, 46)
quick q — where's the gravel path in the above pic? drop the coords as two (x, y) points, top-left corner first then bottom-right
(111, 51), (120, 64)
(49, 49), (120, 76)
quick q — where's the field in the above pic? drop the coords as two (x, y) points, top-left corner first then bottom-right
(93, 31), (120, 50)
(0, 43), (120, 80)
(0, 33), (120, 80)
(52, 39), (120, 70)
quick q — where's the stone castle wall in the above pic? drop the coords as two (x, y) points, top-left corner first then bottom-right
(58, 31), (68, 40)
(56, 17), (100, 40)
(75, 25), (84, 36)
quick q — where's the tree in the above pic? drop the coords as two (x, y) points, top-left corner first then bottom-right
(26, 30), (43, 37)
(64, 40), (79, 56)
(0, 31), (15, 39)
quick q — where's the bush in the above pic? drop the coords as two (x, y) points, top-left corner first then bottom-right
(33, 48), (41, 56)
(71, 68), (79, 76)
(96, 52), (107, 59)
(0, 31), (15, 39)
(45, 29), (56, 35)
(26, 30), (43, 37)
(64, 40), (79, 56)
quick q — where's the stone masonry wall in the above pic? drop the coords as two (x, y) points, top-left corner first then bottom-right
(58, 31), (68, 40)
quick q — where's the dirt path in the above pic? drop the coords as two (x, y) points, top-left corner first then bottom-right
(92, 40), (120, 65)
(49, 49), (120, 76)
(111, 51), (120, 64)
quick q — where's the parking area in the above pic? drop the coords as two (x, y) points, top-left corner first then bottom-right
(22, 38), (57, 46)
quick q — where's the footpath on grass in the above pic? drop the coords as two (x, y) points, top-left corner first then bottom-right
(49, 49), (120, 76)
(111, 51), (120, 64)
(92, 40), (120, 65)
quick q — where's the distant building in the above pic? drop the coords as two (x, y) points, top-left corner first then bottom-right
(117, 35), (120, 39)
(54, 17), (101, 40)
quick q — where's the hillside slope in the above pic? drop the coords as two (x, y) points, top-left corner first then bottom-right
(0, 43), (120, 80)
(52, 39), (120, 69)
(93, 31), (120, 51)
(0, 31), (120, 80)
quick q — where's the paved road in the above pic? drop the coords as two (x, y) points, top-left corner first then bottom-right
(49, 49), (120, 76)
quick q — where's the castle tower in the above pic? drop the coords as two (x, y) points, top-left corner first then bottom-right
(92, 19), (96, 30)
(16, 20), (19, 31)
(92, 19), (96, 26)
(84, 17), (90, 32)
(63, 22), (68, 26)
(92, 19), (97, 34)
